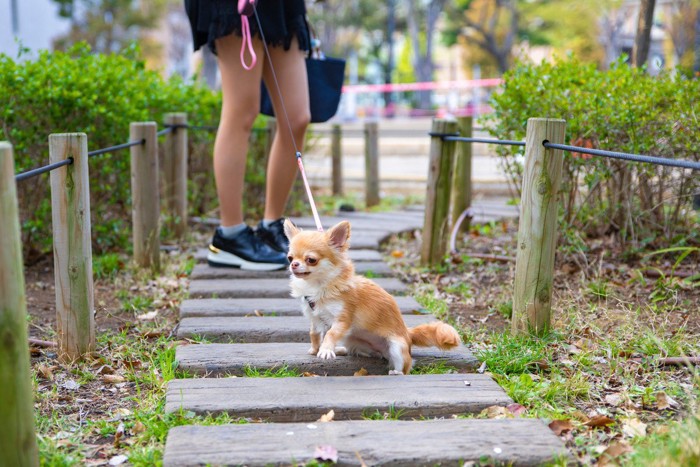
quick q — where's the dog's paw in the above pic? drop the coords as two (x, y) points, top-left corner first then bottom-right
(307, 347), (319, 355)
(317, 348), (336, 360)
(388, 370), (404, 376)
(334, 346), (347, 356)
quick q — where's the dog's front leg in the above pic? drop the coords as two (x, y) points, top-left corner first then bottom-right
(308, 323), (321, 355)
(317, 318), (350, 360)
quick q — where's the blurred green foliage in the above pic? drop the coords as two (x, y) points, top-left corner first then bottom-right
(483, 57), (700, 250)
(0, 43), (286, 259)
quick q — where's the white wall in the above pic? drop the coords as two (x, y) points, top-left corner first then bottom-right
(0, 0), (70, 57)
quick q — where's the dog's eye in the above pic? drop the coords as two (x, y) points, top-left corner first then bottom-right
(287, 256), (293, 262)
(306, 257), (317, 265)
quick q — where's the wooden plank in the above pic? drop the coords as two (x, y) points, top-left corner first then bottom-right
(165, 374), (512, 421)
(188, 277), (408, 299)
(163, 419), (569, 467)
(175, 342), (480, 376)
(291, 215), (417, 232)
(179, 296), (425, 318)
(190, 261), (392, 280)
(196, 248), (383, 263)
(177, 315), (434, 343)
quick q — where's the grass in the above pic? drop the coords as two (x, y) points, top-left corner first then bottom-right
(362, 404), (406, 420)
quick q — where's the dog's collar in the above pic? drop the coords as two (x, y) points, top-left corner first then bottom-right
(304, 296), (316, 310)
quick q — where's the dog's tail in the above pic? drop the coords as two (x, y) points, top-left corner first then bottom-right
(409, 321), (461, 350)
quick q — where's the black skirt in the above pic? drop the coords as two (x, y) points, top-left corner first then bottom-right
(184, 0), (309, 55)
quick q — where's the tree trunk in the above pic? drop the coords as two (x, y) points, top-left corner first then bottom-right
(632, 0), (656, 68)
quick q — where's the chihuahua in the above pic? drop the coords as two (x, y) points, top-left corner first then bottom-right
(284, 219), (461, 375)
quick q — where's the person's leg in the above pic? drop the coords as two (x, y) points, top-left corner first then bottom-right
(261, 36), (311, 221)
(213, 33), (264, 227)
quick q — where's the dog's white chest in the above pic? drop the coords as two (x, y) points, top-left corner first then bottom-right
(302, 298), (344, 333)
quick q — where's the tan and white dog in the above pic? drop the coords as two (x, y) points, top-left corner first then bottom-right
(284, 219), (461, 375)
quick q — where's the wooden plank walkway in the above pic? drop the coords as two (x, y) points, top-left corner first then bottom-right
(164, 207), (569, 466)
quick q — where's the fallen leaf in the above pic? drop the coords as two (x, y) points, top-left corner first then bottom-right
(585, 415), (615, 428)
(506, 403), (527, 417)
(548, 419), (574, 436)
(598, 440), (633, 466)
(354, 368), (368, 377)
(254, 310), (263, 317)
(622, 418), (647, 438)
(477, 361), (487, 374)
(318, 410), (335, 423)
(480, 405), (511, 419)
(103, 374), (126, 384)
(655, 392), (678, 410)
(37, 364), (54, 380)
(136, 311), (158, 321)
(95, 365), (115, 375)
(108, 455), (128, 466)
(62, 379), (80, 391)
(390, 250), (404, 258)
(605, 393), (623, 407)
(302, 372), (320, 377)
(131, 421), (146, 434)
(113, 423), (125, 448)
(314, 445), (338, 463)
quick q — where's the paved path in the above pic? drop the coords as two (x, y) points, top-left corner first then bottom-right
(163, 206), (569, 466)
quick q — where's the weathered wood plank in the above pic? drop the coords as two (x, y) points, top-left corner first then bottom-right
(291, 215), (419, 232)
(188, 277), (408, 299)
(179, 296), (425, 318)
(195, 248), (383, 263)
(175, 342), (479, 376)
(190, 261), (392, 280)
(177, 315), (435, 343)
(163, 419), (569, 467)
(165, 374), (512, 421)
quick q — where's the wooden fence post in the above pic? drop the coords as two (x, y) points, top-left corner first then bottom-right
(364, 120), (380, 207)
(48, 133), (96, 361)
(130, 122), (160, 272)
(451, 116), (473, 235)
(421, 118), (458, 266)
(331, 123), (343, 196)
(163, 113), (188, 239)
(511, 118), (566, 336)
(0, 142), (40, 466)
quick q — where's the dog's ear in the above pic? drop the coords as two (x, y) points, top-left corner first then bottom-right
(283, 218), (300, 240)
(327, 221), (351, 251)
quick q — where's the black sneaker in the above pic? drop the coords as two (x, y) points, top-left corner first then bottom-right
(256, 218), (290, 253)
(207, 226), (288, 271)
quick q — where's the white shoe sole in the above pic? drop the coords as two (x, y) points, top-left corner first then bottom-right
(207, 249), (287, 271)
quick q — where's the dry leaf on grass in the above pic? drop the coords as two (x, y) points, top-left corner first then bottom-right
(655, 392), (678, 410)
(548, 419), (574, 436)
(585, 415), (616, 428)
(314, 445), (338, 463)
(480, 405), (512, 419)
(506, 403), (527, 417)
(136, 311), (158, 321)
(302, 372), (320, 377)
(604, 393), (623, 407)
(131, 421), (146, 434)
(354, 368), (369, 376)
(390, 250), (404, 258)
(597, 440), (633, 466)
(108, 454), (128, 466)
(622, 418), (647, 438)
(318, 410), (335, 423)
(37, 364), (54, 380)
(113, 422), (125, 448)
(103, 374), (126, 384)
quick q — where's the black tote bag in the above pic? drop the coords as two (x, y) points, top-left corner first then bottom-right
(260, 56), (346, 123)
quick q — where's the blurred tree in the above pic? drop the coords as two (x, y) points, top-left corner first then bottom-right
(667, 0), (700, 69)
(632, 0), (656, 67)
(50, 0), (167, 59)
(406, 0), (446, 109)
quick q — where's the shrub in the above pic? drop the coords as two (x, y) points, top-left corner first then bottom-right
(483, 57), (700, 250)
(0, 43), (293, 259)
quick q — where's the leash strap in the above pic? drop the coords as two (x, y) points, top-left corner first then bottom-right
(244, 2), (324, 232)
(239, 6), (256, 70)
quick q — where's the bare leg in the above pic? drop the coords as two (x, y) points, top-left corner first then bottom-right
(213, 35), (265, 226)
(261, 37), (310, 220)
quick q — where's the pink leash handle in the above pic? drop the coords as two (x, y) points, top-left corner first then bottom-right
(296, 152), (323, 232)
(238, 0), (257, 70)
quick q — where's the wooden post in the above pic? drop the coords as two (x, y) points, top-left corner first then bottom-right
(130, 122), (160, 272)
(264, 118), (277, 158)
(421, 118), (458, 266)
(364, 120), (379, 207)
(163, 113), (188, 239)
(48, 133), (96, 361)
(331, 123), (343, 196)
(451, 116), (473, 235)
(0, 142), (40, 466)
(511, 118), (566, 336)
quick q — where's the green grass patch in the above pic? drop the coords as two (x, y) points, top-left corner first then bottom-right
(243, 365), (301, 378)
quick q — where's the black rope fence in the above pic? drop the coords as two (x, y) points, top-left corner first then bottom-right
(14, 158), (74, 183)
(88, 139), (145, 158)
(431, 132), (700, 171)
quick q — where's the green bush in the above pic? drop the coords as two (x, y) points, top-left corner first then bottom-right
(483, 57), (700, 250)
(1, 43), (292, 258)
